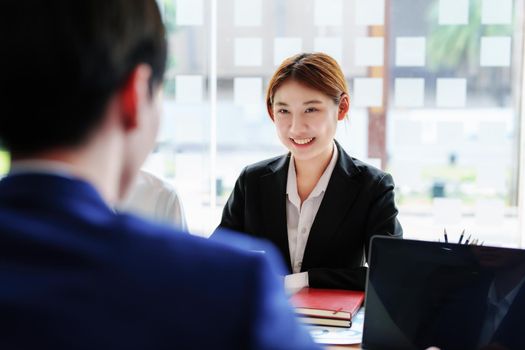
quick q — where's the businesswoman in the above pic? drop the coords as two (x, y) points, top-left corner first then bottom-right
(217, 53), (402, 290)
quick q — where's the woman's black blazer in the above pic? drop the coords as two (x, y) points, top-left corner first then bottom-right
(217, 141), (403, 290)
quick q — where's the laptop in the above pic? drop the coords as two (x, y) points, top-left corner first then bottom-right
(361, 237), (525, 350)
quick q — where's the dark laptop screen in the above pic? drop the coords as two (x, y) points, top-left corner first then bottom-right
(362, 237), (525, 350)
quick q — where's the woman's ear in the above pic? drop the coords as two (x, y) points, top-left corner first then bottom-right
(337, 93), (350, 121)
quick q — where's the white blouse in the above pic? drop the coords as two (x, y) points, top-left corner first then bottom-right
(284, 143), (338, 291)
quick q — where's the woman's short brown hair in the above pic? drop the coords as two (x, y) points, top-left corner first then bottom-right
(266, 52), (349, 117)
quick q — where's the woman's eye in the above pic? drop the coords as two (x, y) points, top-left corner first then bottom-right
(277, 109), (289, 114)
(305, 107), (318, 113)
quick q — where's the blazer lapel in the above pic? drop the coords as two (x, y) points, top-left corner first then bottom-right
(260, 155), (292, 272)
(302, 142), (362, 270)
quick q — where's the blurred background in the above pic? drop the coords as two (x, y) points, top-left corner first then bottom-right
(3, 0), (524, 247)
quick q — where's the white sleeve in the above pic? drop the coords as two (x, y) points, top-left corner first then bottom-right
(284, 271), (309, 294)
(160, 187), (188, 231)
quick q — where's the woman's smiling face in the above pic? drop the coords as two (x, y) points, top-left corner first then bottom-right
(271, 79), (347, 163)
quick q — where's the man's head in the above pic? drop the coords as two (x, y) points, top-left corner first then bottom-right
(0, 0), (167, 200)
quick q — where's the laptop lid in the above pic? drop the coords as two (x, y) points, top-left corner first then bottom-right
(362, 236), (525, 350)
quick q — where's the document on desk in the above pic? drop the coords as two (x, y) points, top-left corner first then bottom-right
(307, 307), (364, 345)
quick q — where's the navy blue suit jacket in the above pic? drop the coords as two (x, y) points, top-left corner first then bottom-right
(0, 173), (319, 350)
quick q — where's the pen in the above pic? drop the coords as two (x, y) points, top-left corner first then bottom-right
(458, 229), (465, 244)
(443, 228), (448, 243)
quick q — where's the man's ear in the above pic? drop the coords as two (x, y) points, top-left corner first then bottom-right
(337, 93), (350, 121)
(119, 64), (153, 130)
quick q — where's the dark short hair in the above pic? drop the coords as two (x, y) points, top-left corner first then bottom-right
(0, 0), (167, 156)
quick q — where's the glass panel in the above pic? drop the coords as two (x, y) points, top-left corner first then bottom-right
(388, 0), (522, 246)
(151, 0), (212, 235)
(151, 0), (525, 245)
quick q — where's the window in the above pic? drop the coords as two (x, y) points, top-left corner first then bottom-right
(151, 0), (525, 245)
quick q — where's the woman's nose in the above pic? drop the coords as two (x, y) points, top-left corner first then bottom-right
(289, 115), (307, 134)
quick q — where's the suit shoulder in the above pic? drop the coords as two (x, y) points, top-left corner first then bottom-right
(349, 157), (394, 184)
(240, 154), (287, 177)
(352, 157), (384, 175)
(110, 214), (265, 272)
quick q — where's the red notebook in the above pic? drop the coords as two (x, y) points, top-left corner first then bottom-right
(290, 288), (365, 321)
